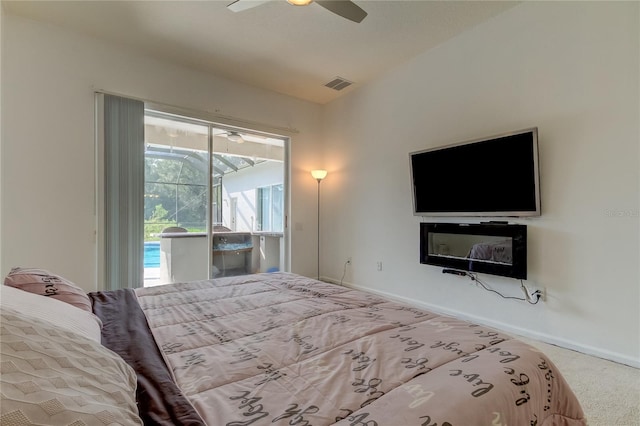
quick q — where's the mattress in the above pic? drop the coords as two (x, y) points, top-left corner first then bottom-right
(90, 272), (586, 426)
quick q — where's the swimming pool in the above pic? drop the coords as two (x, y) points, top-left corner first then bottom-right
(144, 241), (160, 268)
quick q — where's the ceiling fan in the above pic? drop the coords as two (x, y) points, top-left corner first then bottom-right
(216, 130), (246, 143)
(227, 0), (368, 23)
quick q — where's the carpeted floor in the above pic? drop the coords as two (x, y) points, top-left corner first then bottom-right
(519, 337), (640, 426)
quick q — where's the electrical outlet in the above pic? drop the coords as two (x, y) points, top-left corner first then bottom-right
(346, 257), (352, 265)
(521, 282), (545, 303)
(529, 287), (546, 303)
(376, 261), (383, 271)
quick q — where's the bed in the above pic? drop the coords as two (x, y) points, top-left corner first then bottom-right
(1, 269), (586, 425)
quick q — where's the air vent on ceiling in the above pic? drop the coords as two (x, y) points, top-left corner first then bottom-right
(325, 77), (353, 91)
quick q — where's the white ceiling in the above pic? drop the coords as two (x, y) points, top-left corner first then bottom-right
(3, 0), (517, 104)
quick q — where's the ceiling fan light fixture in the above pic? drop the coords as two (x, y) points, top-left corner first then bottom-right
(227, 131), (245, 144)
(287, 0), (313, 6)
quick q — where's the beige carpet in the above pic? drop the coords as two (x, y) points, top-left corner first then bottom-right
(519, 337), (640, 426)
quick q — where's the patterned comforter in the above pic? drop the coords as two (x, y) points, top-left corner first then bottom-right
(119, 272), (586, 426)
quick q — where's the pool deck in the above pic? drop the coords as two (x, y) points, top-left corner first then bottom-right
(143, 267), (163, 287)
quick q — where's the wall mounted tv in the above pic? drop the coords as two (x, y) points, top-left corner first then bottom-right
(420, 222), (527, 279)
(410, 128), (540, 216)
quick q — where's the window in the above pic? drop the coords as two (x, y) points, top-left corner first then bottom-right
(144, 154), (209, 238)
(257, 184), (284, 232)
(212, 177), (222, 226)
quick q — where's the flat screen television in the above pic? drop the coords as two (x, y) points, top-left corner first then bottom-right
(420, 222), (527, 279)
(410, 128), (540, 216)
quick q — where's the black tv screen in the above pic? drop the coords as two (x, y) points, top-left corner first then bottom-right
(410, 128), (540, 216)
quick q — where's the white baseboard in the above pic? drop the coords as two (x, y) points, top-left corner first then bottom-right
(322, 276), (640, 369)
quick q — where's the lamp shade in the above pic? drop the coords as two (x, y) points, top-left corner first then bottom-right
(287, 0), (313, 5)
(311, 170), (327, 181)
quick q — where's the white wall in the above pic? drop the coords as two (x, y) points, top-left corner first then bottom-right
(1, 15), (323, 290)
(321, 2), (639, 366)
(0, 4), (4, 273)
(222, 161), (283, 232)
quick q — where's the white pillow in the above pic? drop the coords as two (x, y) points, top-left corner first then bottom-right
(1, 307), (142, 425)
(0, 284), (102, 343)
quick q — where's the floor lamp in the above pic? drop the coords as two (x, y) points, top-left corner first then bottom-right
(311, 170), (327, 280)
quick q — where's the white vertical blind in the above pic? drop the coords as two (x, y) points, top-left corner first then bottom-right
(102, 94), (145, 290)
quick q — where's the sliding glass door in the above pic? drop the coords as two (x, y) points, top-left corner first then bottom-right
(211, 128), (286, 278)
(143, 113), (210, 286)
(142, 110), (287, 286)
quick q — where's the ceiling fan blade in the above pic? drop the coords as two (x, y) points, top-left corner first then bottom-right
(227, 0), (271, 13)
(316, 1), (367, 23)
